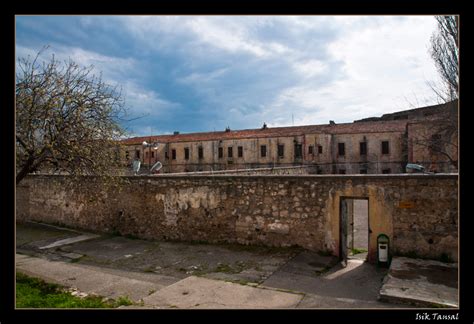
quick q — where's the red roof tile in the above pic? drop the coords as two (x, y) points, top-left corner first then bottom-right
(121, 120), (408, 145)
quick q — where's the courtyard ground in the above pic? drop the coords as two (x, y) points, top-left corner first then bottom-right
(16, 221), (456, 309)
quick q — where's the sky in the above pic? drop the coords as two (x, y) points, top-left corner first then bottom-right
(15, 15), (443, 137)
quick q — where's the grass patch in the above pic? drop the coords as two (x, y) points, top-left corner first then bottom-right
(215, 263), (241, 274)
(142, 266), (156, 273)
(314, 265), (332, 275)
(16, 272), (133, 308)
(224, 279), (254, 286)
(114, 296), (134, 307)
(351, 248), (367, 255)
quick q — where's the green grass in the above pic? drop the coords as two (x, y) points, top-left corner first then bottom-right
(351, 248), (367, 255)
(214, 263), (242, 274)
(16, 272), (132, 308)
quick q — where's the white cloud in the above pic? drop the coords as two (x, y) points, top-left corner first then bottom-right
(261, 16), (442, 127)
(16, 15), (444, 133)
(123, 81), (181, 116)
(16, 43), (182, 131)
(177, 67), (229, 85)
(292, 59), (328, 79)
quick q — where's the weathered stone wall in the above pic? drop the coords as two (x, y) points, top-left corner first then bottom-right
(16, 174), (458, 262)
(161, 165), (318, 176)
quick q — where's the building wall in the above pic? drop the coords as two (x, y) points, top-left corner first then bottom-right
(408, 120), (458, 173)
(123, 130), (408, 174)
(17, 174), (458, 262)
(330, 132), (405, 174)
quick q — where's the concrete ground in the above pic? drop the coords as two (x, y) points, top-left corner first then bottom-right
(353, 199), (368, 252)
(16, 221), (454, 309)
(379, 257), (458, 308)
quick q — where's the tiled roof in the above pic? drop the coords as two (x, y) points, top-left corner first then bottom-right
(121, 120), (408, 145)
(355, 100), (457, 122)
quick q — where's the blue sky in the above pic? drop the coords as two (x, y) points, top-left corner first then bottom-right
(16, 16), (442, 136)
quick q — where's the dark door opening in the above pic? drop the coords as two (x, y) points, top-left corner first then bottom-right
(340, 198), (369, 266)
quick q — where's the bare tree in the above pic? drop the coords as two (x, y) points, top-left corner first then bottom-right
(409, 101), (458, 171)
(16, 48), (128, 185)
(410, 16), (459, 172)
(429, 16), (458, 102)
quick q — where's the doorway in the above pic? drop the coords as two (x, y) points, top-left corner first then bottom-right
(340, 198), (369, 266)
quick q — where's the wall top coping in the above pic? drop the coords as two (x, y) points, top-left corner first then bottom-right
(25, 173), (459, 181)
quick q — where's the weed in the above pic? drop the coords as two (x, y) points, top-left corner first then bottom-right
(314, 265), (332, 275)
(224, 279), (252, 286)
(16, 272), (112, 308)
(215, 263), (240, 274)
(114, 296), (133, 307)
(439, 253), (454, 263)
(16, 272), (136, 309)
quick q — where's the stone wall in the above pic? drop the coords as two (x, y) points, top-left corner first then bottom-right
(160, 165), (318, 176)
(16, 174), (458, 262)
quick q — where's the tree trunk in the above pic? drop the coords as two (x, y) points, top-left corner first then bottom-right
(16, 155), (39, 185)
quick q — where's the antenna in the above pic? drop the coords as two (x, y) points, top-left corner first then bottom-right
(150, 161), (162, 173)
(132, 159), (141, 175)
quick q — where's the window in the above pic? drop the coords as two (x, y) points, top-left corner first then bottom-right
(294, 144), (302, 158)
(382, 141), (390, 154)
(260, 145), (267, 157)
(308, 145), (314, 155)
(338, 143), (345, 156)
(218, 147), (223, 158)
(360, 142), (367, 156)
(165, 151), (169, 159)
(278, 144), (284, 158)
(431, 134), (442, 151)
(339, 169), (346, 174)
(172, 149), (176, 160)
(198, 147), (204, 159)
(145, 151), (149, 159)
(238, 146), (243, 158)
(135, 150), (140, 159)
(382, 168), (391, 174)
(360, 169), (368, 174)
(125, 151), (130, 160)
(228, 147), (233, 158)
(184, 148), (190, 160)
(318, 145), (323, 154)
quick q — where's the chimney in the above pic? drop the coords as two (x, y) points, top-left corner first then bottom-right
(225, 126), (231, 132)
(173, 131), (180, 135)
(262, 122), (268, 129)
(329, 120), (336, 126)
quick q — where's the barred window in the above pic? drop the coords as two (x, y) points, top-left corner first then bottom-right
(278, 144), (284, 158)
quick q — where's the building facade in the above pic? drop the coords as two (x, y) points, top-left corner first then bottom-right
(121, 101), (458, 174)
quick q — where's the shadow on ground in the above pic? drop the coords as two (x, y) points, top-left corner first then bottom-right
(16, 221), (422, 308)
